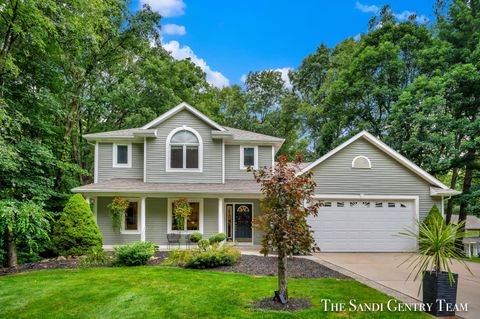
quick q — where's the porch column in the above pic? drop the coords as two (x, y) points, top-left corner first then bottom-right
(85, 197), (90, 205)
(141, 197), (146, 242)
(93, 197), (98, 222)
(218, 198), (224, 233)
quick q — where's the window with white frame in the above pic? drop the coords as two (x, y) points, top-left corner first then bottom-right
(121, 200), (139, 233)
(167, 127), (202, 171)
(240, 146), (258, 169)
(113, 143), (132, 168)
(168, 199), (203, 233)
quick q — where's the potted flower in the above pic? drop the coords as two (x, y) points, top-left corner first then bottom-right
(107, 196), (129, 232)
(401, 217), (472, 317)
(172, 198), (192, 232)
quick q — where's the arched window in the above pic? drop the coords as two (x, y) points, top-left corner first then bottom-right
(352, 155), (371, 169)
(166, 126), (202, 171)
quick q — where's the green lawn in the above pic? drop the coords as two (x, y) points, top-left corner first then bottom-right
(465, 257), (480, 263)
(0, 267), (428, 319)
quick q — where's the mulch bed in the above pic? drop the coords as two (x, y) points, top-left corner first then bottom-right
(215, 254), (349, 279)
(1, 251), (347, 280)
(252, 297), (312, 311)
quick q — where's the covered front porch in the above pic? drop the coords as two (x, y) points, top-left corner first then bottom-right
(84, 195), (263, 248)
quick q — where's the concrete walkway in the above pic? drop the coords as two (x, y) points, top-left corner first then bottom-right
(311, 253), (480, 319)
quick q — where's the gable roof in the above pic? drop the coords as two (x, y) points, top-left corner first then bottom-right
(450, 215), (480, 230)
(297, 130), (450, 190)
(141, 102), (226, 131)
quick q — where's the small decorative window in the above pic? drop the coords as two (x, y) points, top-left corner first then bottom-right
(400, 203), (407, 208)
(337, 202), (345, 208)
(350, 201), (359, 207)
(324, 202), (332, 207)
(388, 202), (396, 208)
(375, 202), (383, 208)
(240, 146), (258, 169)
(113, 143), (132, 168)
(352, 156), (371, 169)
(362, 201), (370, 208)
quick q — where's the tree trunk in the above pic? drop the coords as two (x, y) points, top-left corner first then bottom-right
(458, 165), (473, 233)
(277, 248), (288, 301)
(445, 167), (459, 224)
(6, 230), (17, 268)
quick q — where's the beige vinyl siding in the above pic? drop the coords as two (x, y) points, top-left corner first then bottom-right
(146, 110), (222, 183)
(97, 143), (144, 182)
(97, 197), (140, 245)
(225, 198), (264, 245)
(309, 138), (440, 220)
(225, 145), (272, 180)
(145, 198), (168, 245)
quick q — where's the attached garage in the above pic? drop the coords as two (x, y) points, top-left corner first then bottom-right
(307, 197), (418, 252)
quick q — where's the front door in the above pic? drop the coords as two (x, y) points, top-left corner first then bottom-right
(230, 203), (253, 243)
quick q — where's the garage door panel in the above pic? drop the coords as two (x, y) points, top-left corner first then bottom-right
(308, 199), (417, 252)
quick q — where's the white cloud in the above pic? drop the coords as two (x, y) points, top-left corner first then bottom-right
(355, 1), (379, 13)
(240, 67), (293, 89)
(163, 40), (230, 88)
(140, 0), (185, 17)
(355, 2), (429, 25)
(353, 33), (362, 41)
(395, 11), (429, 24)
(162, 24), (186, 35)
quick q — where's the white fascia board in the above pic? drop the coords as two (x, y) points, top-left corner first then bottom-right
(297, 130), (449, 190)
(141, 102), (226, 131)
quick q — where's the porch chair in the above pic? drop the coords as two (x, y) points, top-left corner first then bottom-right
(167, 233), (181, 249)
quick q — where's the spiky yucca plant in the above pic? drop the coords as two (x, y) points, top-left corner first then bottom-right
(401, 217), (472, 291)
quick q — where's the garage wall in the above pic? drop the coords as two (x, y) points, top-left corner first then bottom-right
(309, 138), (441, 220)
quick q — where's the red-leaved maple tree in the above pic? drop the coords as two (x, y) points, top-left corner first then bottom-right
(250, 154), (320, 302)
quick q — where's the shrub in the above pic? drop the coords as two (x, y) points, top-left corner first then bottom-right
(114, 241), (156, 266)
(53, 194), (102, 257)
(185, 245), (240, 269)
(79, 247), (112, 267)
(208, 233), (226, 244)
(189, 232), (202, 243)
(423, 205), (444, 228)
(163, 249), (192, 265)
(197, 238), (210, 250)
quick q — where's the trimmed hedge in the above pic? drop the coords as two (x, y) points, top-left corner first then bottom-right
(114, 241), (156, 266)
(208, 233), (226, 244)
(53, 194), (102, 257)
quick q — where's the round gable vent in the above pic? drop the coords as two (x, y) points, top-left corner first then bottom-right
(352, 156), (371, 169)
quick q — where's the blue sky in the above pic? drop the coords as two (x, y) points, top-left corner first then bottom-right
(131, 1), (435, 87)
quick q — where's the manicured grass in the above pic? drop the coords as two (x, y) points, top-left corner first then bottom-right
(0, 267), (428, 318)
(465, 257), (480, 263)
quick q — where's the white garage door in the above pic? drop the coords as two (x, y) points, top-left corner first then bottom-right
(307, 199), (417, 252)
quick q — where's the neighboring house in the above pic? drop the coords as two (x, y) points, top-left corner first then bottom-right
(450, 215), (480, 258)
(73, 102), (459, 252)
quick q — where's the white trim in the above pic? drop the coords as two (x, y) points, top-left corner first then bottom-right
(222, 140), (225, 184)
(94, 142), (99, 183)
(441, 196), (445, 219)
(271, 146), (275, 168)
(352, 155), (371, 168)
(240, 145), (258, 170)
(143, 137), (147, 182)
(167, 198), (204, 234)
(73, 190), (263, 198)
(112, 143), (132, 168)
(165, 126), (203, 173)
(142, 102), (226, 131)
(85, 197), (90, 205)
(225, 202), (255, 245)
(140, 197), (146, 241)
(297, 130), (449, 189)
(218, 198), (224, 233)
(120, 198), (141, 235)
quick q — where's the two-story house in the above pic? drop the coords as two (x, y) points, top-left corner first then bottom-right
(73, 102), (458, 251)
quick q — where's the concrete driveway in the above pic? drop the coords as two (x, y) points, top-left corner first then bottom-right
(311, 253), (480, 319)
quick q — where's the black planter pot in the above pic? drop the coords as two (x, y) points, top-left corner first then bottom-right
(423, 271), (458, 317)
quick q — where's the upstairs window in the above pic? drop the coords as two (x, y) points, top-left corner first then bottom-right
(352, 155), (371, 169)
(113, 143), (132, 168)
(240, 146), (258, 169)
(167, 127), (202, 171)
